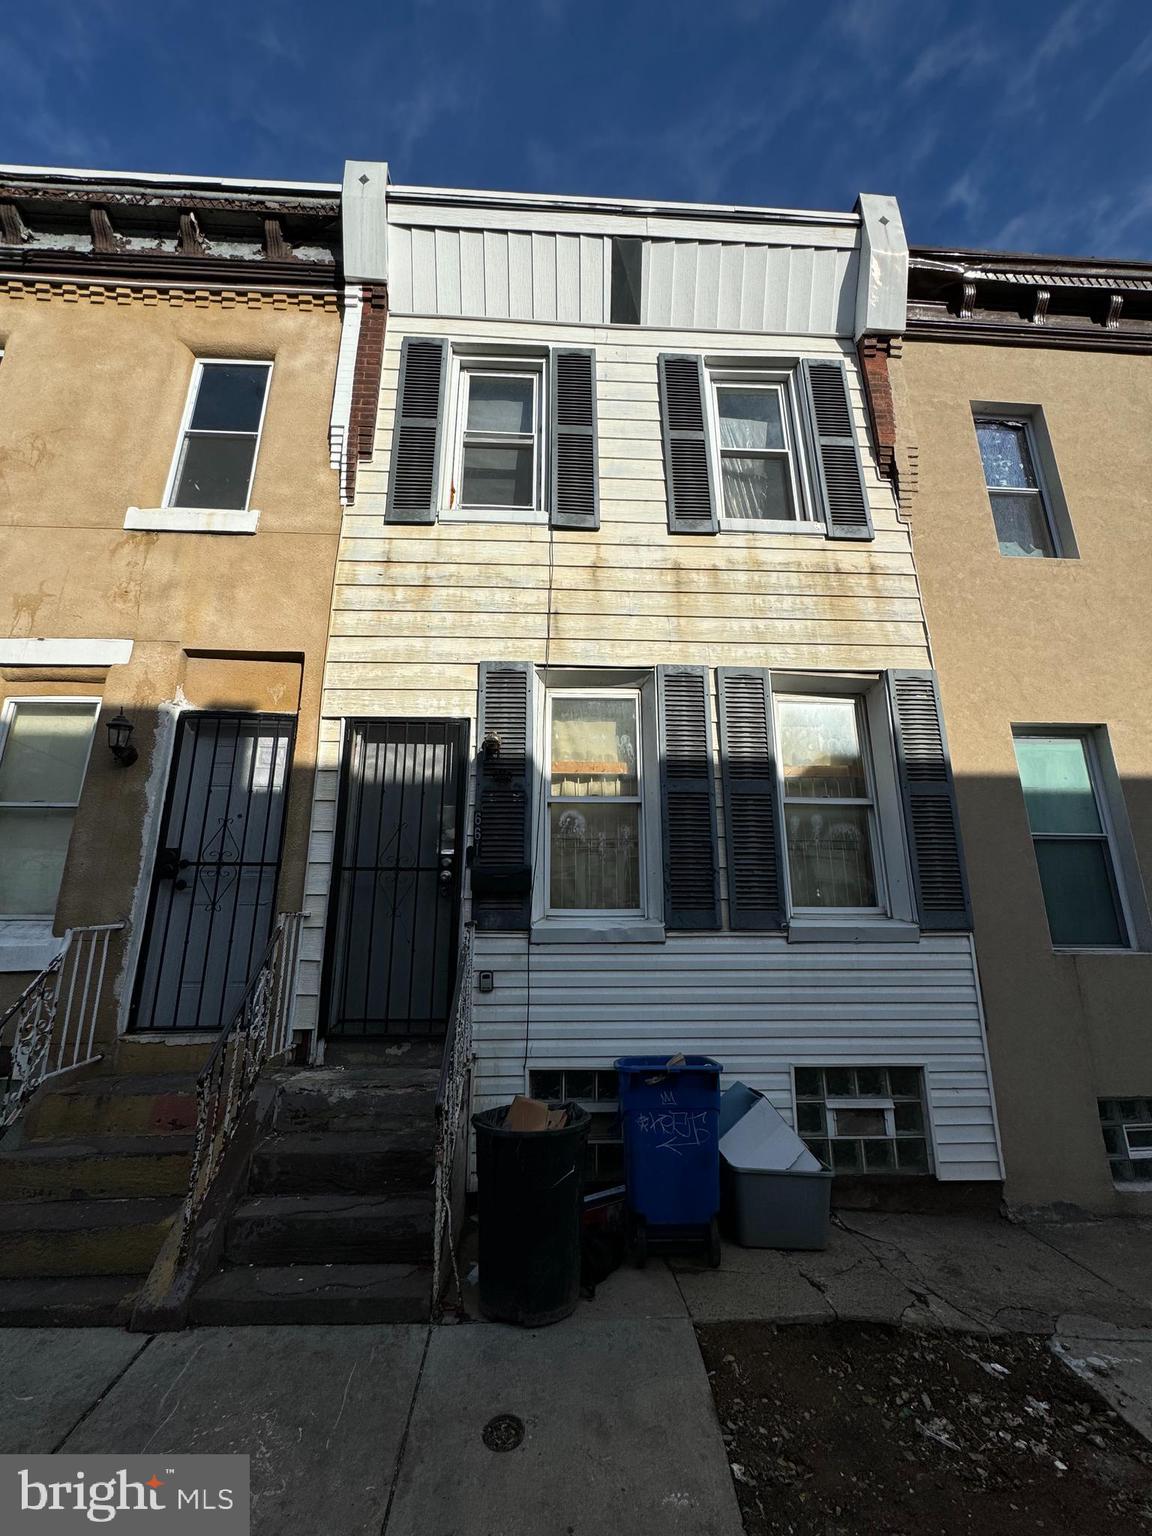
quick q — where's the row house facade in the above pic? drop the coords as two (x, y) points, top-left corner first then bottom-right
(309, 165), (1003, 1203)
(890, 247), (1152, 1216)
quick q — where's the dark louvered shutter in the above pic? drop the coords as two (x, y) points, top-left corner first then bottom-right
(550, 347), (599, 530)
(385, 337), (447, 524)
(472, 661), (536, 930)
(657, 666), (720, 929)
(801, 358), (873, 541)
(887, 670), (972, 930)
(658, 354), (718, 535)
(717, 669), (785, 930)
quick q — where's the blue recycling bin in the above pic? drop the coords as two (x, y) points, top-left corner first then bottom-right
(615, 1056), (723, 1267)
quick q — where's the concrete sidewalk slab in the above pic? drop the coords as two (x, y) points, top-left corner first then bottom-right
(61, 1325), (427, 1536)
(839, 1213), (1152, 1332)
(671, 1244), (833, 1323)
(0, 1329), (148, 1453)
(1029, 1219), (1152, 1308)
(1054, 1320), (1152, 1444)
(385, 1318), (744, 1536)
(461, 1256), (689, 1322)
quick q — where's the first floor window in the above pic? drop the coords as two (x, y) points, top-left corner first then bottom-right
(710, 371), (806, 526)
(166, 359), (271, 511)
(452, 359), (542, 511)
(546, 691), (642, 913)
(0, 700), (100, 917)
(1013, 731), (1127, 948)
(777, 694), (880, 911)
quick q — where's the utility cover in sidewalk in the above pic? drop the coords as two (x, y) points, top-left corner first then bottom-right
(482, 1414), (525, 1452)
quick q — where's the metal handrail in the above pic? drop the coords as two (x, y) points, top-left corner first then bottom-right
(432, 923), (474, 1314)
(1, 924), (124, 1129)
(176, 910), (304, 1260)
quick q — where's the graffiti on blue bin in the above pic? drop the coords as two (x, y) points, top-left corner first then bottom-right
(634, 1109), (713, 1155)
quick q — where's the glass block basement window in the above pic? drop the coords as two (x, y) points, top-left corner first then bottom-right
(1098, 1098), (1152, 1184)
(794, 1066), (931, 1175)
(529, 1069), (623, 1187)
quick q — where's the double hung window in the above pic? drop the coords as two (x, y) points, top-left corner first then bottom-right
(974, 415), (1056, 558)
(0, 700), (99, 918)
(545, 692), (643, 915)
(710, 372), (808, 527)
(1013, 731), (1128, 948)
(451, 361), (543, 513)
(777, 695), (881, 911)
(166, 360), (271, 512)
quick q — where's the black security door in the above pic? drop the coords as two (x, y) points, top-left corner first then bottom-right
(130, 712), (295, 1032)
(325, 718), (468, 1038)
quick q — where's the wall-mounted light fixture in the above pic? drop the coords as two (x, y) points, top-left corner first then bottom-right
(481, 730), (501, 763)
(107, 708), (138, 768)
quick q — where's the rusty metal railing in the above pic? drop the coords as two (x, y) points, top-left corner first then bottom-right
(432, 923), (474, 1316)
(1, 924), (124, 1129)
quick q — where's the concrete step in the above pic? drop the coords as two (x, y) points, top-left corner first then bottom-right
(248, 1130), (434, 1197)
(323, 1039), (444, 1071)
(0, 1197), (182, 1278)
(24, 1074), (198, 1141)
(273, 1070), (437, 1134)
(0, 1135), (193, 1201)
(0, 1273), (141, 1327)
(190, 1263), (431, 1325)
(99, 1039), (214, 1077)
(223, 1192), (434, 1266)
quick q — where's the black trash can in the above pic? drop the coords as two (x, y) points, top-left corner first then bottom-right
(472, 1102), (590, 1327)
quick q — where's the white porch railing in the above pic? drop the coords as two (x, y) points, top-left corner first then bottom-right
(176, 911), (304, 1261)
(433, 923), (474, 1316)
(0, 924), (124, 1130)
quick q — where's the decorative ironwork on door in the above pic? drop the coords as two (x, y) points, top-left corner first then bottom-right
(130, 712), (295, 1032)
(325, 718), (468, 1038)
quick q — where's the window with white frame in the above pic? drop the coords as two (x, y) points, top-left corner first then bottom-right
(165, 360), (272, 511)
(0, 700), (100, 918)
(777, 695), (883, 912)
(1098, 1098), (1152, 1184)
(974, 414), (1059, 558)
(448, 358), (544, 514)
(795, 1066), (931, 1175)
(545, 690), (644, 915)
(1013, 730), (1129, 948)
(708, 369), (811, 527)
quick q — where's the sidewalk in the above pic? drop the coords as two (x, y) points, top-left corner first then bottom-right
(1, 1215), (1150, 1535)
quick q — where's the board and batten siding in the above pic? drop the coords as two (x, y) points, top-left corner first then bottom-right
(469, 933), (1001, 1183)
(387, 220), (858, 333)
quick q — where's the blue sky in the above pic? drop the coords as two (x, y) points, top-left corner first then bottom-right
(4, 0), (1151, 258)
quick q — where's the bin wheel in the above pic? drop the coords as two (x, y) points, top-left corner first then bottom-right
(706, 1216), (721, 1268)
(630, 1216), (648, 1269)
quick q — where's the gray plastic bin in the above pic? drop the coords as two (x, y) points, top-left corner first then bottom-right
(719, 1083), (833, 1251)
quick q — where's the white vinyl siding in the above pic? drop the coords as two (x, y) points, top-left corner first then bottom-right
(468, 932), (1001, 1183)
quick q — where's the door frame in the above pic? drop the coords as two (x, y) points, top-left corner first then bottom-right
(126, 707), (297, 1034)
(319, 715), (471, 1042)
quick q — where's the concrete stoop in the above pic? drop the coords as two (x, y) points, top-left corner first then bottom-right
(0, 1068), (200, 1326)
(184, 1063), (439, 1325)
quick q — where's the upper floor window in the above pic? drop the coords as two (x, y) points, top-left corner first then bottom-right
(165, 360), (272, 512)
(777, 695), (882, 912)
(711, 375), (809, 527)
(973, 410), (1076, 560)
(1013, 730), (1130, 949)
(0, 699), (99, 918)
(449, 358), (544, 515)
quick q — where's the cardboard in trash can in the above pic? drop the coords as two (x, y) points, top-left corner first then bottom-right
(718, 1082), (832, 1251)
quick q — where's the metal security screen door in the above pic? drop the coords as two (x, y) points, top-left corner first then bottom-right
(131, 712), (295, 1032)
(325, 719), (468, 1038)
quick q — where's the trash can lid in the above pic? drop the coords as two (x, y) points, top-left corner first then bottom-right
(718, 1096), (816, 1172)
(613, 1055), (722, 1073)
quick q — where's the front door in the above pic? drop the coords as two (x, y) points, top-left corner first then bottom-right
(324, 718), (468, 1038)
(130, 711), (295, 1032)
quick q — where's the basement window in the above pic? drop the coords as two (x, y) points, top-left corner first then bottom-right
(1098, 1098), (1152, 1185)
(794, 1066), (931, 1174)
(530, 1068), (623, 1187)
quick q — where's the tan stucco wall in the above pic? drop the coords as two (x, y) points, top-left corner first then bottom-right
(0, 290), (342, 1038)
(897, 339), (1152, 1214)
